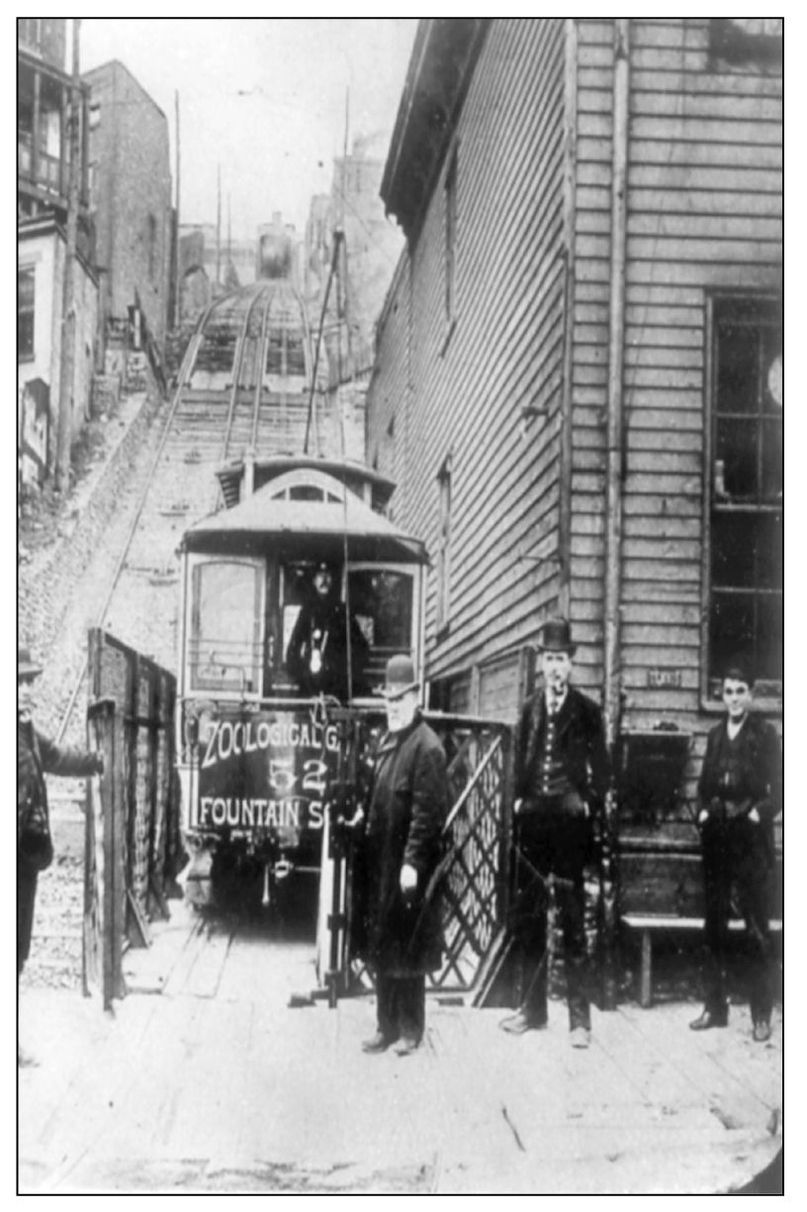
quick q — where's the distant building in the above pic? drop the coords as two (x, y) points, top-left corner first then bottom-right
(18, 18), (97, 488)
(18, 18), (92, 251)
(305, 135), (403, 387)
(303, 136), (403, 470)
(177, 223), (260, 326)
(83, 59), (172, 361)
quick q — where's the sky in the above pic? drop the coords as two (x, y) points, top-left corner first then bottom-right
(79, 18), (419, 241)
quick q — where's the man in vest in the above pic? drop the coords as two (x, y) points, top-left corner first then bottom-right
(690, 660), (782, 1042)
(501, 618), (609, 1048)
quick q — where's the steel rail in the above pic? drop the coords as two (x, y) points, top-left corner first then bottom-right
(219, 284), (270, 470)
(249, 283), (275, 452)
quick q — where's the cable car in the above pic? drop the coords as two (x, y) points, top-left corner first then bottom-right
(175, 455), (428, 955)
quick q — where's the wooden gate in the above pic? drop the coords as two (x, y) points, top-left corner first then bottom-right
(425, 714), (512, 993)
(84, 628), (183, 1008)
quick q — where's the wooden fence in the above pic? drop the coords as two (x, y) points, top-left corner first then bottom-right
(83, 629), (183, 1008)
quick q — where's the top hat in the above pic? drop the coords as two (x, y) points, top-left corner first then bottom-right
(18, 647), (43, 680)
(381, 654), (420, 700)
(537, 617), (576, 655)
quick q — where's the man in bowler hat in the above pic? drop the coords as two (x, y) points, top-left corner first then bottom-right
(359, 655), (448, 1056)
(501, 618), (609, 1048)
(690, 660), (782, 1042)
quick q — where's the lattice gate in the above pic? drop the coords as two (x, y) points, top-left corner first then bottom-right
(425, 715), (512, 993)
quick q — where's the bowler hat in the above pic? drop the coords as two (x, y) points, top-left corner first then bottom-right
(18, 647), (42, 680)
(381, 654), (420, 700)
(537, 617), (576, 655)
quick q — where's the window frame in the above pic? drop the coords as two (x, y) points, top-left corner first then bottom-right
(436, 453), (453, 637)
(701, 291), (782, 712)
(18, 266), (36, 362)
(185, 554), (265, 698)
(347, 562), (423, 698)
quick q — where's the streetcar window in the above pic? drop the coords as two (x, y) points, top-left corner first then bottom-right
(189, 561), (262, 693)
(348, 568), (415, 689)
(287, 335), (306, 377)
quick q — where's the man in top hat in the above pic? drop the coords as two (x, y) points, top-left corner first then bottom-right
(501, 617), (609, 1048)
(359, 654), (448, 1056)
(18, 647), (103, 1064)
(690, 660), (782, 1042)
(285, 561), (369, 700)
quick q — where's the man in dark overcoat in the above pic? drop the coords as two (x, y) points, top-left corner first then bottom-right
(18, 647), (103, 1064)
(690, 661), (782, 1042)
(285, 562), (369, 700)
(501, 618), (609, 1048)
(360, 654), (448, 1056)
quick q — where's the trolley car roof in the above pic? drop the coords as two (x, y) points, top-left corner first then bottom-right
(182, 481), (428, 564)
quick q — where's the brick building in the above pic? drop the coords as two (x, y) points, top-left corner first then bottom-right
(83, 60), (172, 359)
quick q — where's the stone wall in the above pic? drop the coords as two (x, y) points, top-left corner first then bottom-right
(18, 381), (162, 737)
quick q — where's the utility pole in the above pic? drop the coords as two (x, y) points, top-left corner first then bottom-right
(173, 89), (181, 328)
(56, 17), (81, 493)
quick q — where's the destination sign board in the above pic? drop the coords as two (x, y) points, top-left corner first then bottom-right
(190, 707), (341, 832)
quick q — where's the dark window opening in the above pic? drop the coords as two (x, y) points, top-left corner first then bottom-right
(147, 213), (157, 282)
(18, 268), (35, 360)
(707, 296), (782, 698)
(436, 454), (452, 632)
(709, 18), (783, 69)
(286, 334), (306, 376)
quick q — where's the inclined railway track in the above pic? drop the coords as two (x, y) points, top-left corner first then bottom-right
(56, 280), (312, 742)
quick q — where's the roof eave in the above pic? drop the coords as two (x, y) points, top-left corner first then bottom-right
(380, 18), (491, 242)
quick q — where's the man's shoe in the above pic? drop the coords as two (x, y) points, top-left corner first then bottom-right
(361, 1031), (394, 1054)
(393, 1036), (421, 1057)
(753, 1020), (772, 1043)
(570, 1026), (591, 1049)
(499, 1009), (547, 1035)
(689, 1008), (728, 1031)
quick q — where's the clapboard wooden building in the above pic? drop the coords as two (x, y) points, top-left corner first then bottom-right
(366, 18), (782, 956)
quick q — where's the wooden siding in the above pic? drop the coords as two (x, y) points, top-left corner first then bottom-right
(367, 18), (569, 722)
(572, 17), (782, 803)
(367, 16), (781, 804)
(367, 251), (411, 525)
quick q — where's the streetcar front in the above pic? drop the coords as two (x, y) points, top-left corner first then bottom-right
(175, 461), (427, 919)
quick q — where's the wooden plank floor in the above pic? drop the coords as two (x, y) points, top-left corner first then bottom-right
(18, 904), (782, 1194)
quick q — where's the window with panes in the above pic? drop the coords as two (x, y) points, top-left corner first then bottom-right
(706, 296), (782, 699)
(18, 268), (35, 360)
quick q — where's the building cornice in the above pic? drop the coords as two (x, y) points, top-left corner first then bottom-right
(381, 18), (491, 243)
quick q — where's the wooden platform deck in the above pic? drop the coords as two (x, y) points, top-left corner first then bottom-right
(18, 904), (782, 1195)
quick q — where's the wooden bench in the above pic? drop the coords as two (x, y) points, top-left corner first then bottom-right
(622, 913), (783, 1009)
